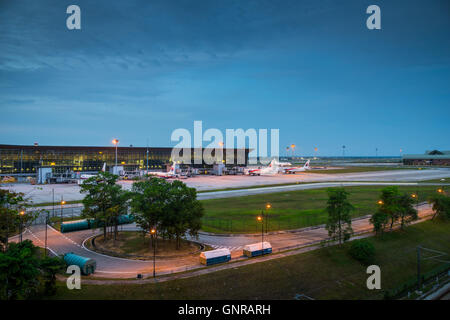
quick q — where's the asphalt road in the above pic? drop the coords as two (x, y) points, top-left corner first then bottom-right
(19, 203), (434, 278)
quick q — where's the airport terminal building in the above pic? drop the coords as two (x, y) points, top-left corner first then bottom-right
(402, 150), (450, 166)
(0, 144), (250, 176)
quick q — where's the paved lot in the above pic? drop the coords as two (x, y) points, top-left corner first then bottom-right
(2, 168), (449, 204)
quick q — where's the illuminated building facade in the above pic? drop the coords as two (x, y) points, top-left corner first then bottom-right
(0, 144), (250, 175)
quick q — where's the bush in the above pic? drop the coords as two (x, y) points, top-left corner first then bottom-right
(348, 239), (375, 265)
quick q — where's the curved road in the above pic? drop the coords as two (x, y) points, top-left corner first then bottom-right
(21, 203), (434, 278)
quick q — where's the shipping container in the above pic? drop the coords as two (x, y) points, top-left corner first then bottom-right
(199, 248), (231, 266)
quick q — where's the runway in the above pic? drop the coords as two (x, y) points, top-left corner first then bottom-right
(2, 167), (449, 204)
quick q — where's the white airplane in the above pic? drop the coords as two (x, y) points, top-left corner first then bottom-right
(80, 163), (106, 179)
(283, 160), (311, 174)
(246, 159), (280, 176)
(146, 162), (179, 179)
(273, 160), (292, 167)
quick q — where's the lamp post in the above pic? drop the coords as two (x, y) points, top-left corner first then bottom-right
(218, 141), (224, 164)
(19, 210), (25, 243)
(290, 144), (296, 159)
(150, 228), (156, 278)
(257, 216), (263, 255)
(112, 139), (119, 170)
(411, 193), (418, 214)
(45, 210), (49, 257)
(60, 198), (66, 225)
(265, 203), (271, 233)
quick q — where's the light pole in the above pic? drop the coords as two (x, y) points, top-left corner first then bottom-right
(290, 144), (296, 160)
(19, 210), (25, 243)
(150, 228), (156, 278)
(45, 210), (49, 257)
(411, 193), (418, 214)
(218, 141), (224, 164)
(257, 216), (263, 255)
(112, 139), (119, 170)
(265, 203), (271, 233)
(60, 198), (66, 226)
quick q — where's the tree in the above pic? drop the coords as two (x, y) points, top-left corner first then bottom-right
(80, 171), (129, 240)
(162, 180), (204, 249)
(349, 239), (375, 265)
(0, 240), (40, 300)
(378, 186), (402, 230)
(130, 178), (171, 247)
(130, 178), (204, 250)
(325, 188), (354, 245)
(39, 256), (65, 296)
(369, 210), (389, 235)
(428, 194), (450, 220)
(371, 186), (420, 234)
(397, 194), (418, 229)
(0, 190), (38, 251)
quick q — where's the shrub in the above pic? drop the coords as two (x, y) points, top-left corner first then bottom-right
(348, 239), (375, 265)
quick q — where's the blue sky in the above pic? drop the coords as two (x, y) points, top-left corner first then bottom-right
(0, 0), (449, 156)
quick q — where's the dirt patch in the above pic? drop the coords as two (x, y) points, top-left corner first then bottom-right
(91, 231), (204, 260)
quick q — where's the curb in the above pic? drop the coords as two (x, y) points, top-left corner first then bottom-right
(88, 233), (205, 260)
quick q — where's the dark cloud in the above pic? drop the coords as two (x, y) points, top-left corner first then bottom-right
(0, 0), (449, 154)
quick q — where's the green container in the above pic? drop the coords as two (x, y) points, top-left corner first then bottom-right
(60, 219), (91, 233)
(64, 252), (96, 275)
(117, 214), (134, 225)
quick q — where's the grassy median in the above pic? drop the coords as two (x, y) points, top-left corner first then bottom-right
(53, 219), (450, 300)
(200, 185), (444, 233)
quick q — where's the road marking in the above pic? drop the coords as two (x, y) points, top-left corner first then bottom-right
(26, 228), (59, 256)
(80, 236), (152, 263)
(47, 224), (82, 248)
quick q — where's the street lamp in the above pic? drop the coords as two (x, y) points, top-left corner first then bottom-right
(112, 139), (119, 169)
(150, 228), (156, 278)
(257, 216), (264, 255)
(265, 203), (271, 233)
(437, 188), (443, 194)
(290, 144), (296, 159)
(377, 200), (384, 205)
(411, 193), (419, 214)
(60, 199), (66, 225)
(19, 210), (25, 243)
(45, 210), (49, 257)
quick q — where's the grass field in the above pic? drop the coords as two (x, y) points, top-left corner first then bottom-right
(200, 185), (444, 233)
(92, 231), (201, 258)
(52, 219), (450, 300)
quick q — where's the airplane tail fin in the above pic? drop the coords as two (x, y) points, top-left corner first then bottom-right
(170, 162), (179, 174)
(270, 159), (279, 173)
(304, 160), (310, 169)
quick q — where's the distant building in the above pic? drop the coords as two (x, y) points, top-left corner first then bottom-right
(402, 150), (450, 166)
(0, 144), (250, 176)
